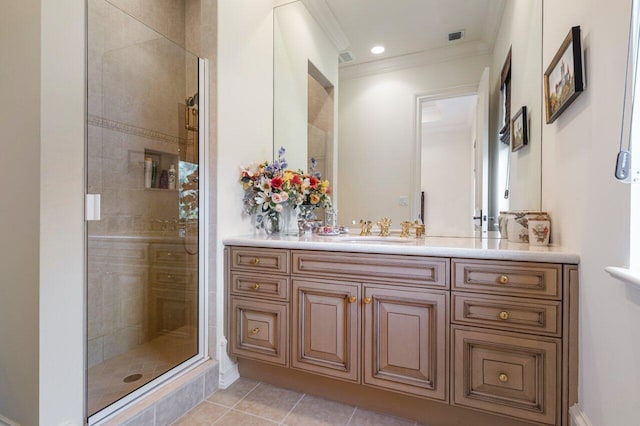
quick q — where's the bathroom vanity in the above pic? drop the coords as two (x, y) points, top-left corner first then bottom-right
(224, 236), (578, 426)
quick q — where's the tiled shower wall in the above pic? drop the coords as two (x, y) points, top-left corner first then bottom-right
(87, 0), (217, 367)
(307, 72), (334, 186)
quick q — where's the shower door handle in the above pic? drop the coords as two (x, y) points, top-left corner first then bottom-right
(86, 194), (101, 221)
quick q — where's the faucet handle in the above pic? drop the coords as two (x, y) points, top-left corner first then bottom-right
(377, 217), (392, 237)
(400, 221), (413, 238)
(359, 219), (373, 236)
(413, 220), (426, 238)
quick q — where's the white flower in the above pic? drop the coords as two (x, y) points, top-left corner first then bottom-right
(255, 193), (267, 205)
(280, 192), (289, 202)
(275, 204), (283, 212)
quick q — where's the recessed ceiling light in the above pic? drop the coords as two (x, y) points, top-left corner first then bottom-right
(371, 45), (385, 55)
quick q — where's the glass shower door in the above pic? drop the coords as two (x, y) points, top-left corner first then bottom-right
(86, 0), (202, 417)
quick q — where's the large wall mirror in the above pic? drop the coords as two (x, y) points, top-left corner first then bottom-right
(274, 0), (543, 237)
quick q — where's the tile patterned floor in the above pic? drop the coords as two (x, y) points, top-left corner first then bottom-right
(172, 378), (420, 426)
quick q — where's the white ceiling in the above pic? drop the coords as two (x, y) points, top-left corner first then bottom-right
(421, 95), (477, 133)
(323, 0), (506, 67)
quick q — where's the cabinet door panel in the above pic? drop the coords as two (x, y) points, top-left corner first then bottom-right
(452, 326), (559, 425)
(230, 297), (288, 366)
(292, 279), (360, 382)
(364, 286), (447, 401)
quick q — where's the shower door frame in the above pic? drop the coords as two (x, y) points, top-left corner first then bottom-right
(86, 56), (210, 425)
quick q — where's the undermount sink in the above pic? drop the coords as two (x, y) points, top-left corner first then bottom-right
(336, 236), (415, 244)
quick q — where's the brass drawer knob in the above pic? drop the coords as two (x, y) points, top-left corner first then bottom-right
(499, 373), (509, 383)
(364, 297), (372, 304)
(497, 275), (509, 285)
(250, 327), (260, 335)
(348, 296), (357, 304)
(251, 258), (260, 265)
(252, 283), (261, 290)
(499, 311), (510, 320)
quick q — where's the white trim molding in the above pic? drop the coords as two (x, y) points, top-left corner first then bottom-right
(340, 41), (491, 81)
(301, 0), (350, 51)
(569, 404), (594, 426)
(605, 266), (640, 290)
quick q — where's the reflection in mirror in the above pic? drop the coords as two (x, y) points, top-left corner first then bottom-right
(274, 0), (543, 237)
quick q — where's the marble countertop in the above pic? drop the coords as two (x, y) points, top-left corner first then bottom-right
(223, 234), (580, 264)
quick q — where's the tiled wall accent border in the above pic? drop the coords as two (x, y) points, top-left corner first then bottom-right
(88, 114), (188, 146)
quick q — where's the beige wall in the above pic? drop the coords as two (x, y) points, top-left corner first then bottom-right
(0, 2), (41, 425)
(541, 1), (640, 425)
(216, 0), (274, 382)
(489, 0), (543, 218)
(39, 0), (86, 423)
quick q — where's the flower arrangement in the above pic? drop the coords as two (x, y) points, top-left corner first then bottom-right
(240, 147), (332, 232)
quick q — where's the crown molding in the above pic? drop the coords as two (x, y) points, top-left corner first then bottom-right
(340, 41), (491, 81)
(301, 0), (350, 52)
(483, 0), (506, 51)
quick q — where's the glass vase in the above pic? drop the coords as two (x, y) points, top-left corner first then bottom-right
(297, 204), (317, 234)
(281, 204), (299, 236)
(262, 212), (281, 235)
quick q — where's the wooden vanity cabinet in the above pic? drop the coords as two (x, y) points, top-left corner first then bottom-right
(225, 247), (578, 426)
(451, 259), (577, 426)
(291, 250), (449, 400)
(227, 247), (291, 366)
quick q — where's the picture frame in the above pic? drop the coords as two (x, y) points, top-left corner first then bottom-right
(544, 26), (585, 124)
(511, 106), (528, 152)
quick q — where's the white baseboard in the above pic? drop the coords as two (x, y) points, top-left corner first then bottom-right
(0, 414), (21, 426)
(218, 338), (240, 389)
(569, 404), (593, 426)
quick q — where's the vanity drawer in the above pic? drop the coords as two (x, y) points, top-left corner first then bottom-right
(230, 272), (289, 301)
(452, 259), (561, 299)
(452, 293), (562, 337)
(452, 326), (559, 425)
(292, 250), (448, 288)
(150, 244), (193, 266)
(230, 247), (290, 274)
(230, 297), (288, 366)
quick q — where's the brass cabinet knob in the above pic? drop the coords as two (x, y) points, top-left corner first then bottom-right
(499, 373), (509, 383)
(348, 296), (357, 304)
(364, 297), (372, 304)
(497, 275), (509, 285)
(250, 327), (260, 335)
(499, 311), (510, 320)
(251, 258), (260, 265)
(252, 283), (261, 290)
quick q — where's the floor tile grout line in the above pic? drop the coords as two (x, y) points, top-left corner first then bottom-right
(345, 405), (358, 425)
(209, 380), (262, 425)
(213, 406), (281, 425)
(279, 392), (306, 425)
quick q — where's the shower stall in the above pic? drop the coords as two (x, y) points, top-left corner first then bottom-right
(86, 0), (208, 421)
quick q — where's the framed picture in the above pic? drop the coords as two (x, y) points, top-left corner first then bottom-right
(544, 26), (585, 124)
(511, 106), (528, 152)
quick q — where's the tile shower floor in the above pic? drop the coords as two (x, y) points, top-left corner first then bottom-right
(172, 378), (422, 426)
(88, 330), (196, 415)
